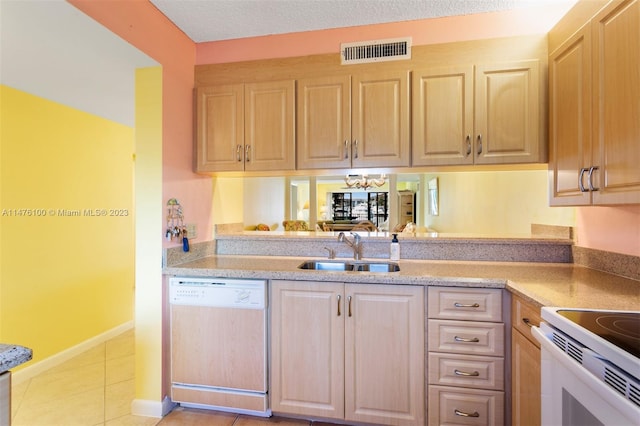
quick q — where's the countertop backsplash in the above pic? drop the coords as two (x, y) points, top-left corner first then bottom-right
(164, 223), (638, 282)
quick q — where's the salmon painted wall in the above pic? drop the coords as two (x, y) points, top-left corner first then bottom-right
(0, 85), (134, 362)
(196, 4), (576, 64)
(576, 206), (640, 257)
(69, 0), (211, 246)
(197, 3), (639, 257)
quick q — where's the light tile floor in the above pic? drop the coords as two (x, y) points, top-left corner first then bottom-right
(11, 330), (339, 426)
(11, 329), (157, 426)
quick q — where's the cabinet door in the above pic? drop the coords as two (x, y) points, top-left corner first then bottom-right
(511, 329), (541, 426)
(196, 84), (245, 172)
(270, 280), (344, 419)
(171, 304), (266, 391)
(244, 80), (295, 171)
(511, 295), (542, 347)
(412, 66), (474, 166)
(345, 284), (424, 426)
(297, 76), (351, 169)
(591, 0), (640, 204)
(352, 71), (410, 168)
(475, 60), (541, 164)
(548, 25), (593, 206)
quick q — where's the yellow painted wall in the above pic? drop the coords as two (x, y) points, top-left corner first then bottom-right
(423, 170), (575, 234)
(133, 67), (164, 405)
(0, 85), (134, 363)
(211, 177), (244, 227)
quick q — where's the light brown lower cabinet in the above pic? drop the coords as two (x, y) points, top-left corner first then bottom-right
(270, 280), (424, 426)
(511, 295), (542, 426)
(427, 287), (506, 426)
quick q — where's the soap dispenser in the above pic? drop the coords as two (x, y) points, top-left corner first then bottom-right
(390, 233), (400, 261)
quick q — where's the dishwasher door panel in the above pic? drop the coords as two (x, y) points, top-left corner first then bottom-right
(171, 304), (267, 392)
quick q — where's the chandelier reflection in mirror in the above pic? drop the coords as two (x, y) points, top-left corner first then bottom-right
(344, 173), (387, 190)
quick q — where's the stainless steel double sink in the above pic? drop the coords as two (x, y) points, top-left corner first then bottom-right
(298, 260), (400, 273)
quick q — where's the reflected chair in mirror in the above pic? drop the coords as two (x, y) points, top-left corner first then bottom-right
(282, 220), (309, 231)
(351, 220), (378, 232)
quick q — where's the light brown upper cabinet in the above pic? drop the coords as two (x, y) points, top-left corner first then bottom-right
(196, 80), (295, 172)
(549, 0), (640, 205)
(412, 60), (542, 166)
(296, 71), (410, 170)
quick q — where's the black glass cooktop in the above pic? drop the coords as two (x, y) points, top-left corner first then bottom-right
(557, 310), (640, 359)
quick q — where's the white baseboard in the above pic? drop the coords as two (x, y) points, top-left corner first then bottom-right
(131, 396), (176, 418)
(11, 321), (134, 385)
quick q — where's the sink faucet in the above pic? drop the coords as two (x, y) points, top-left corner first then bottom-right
(338, 232), (362, 260)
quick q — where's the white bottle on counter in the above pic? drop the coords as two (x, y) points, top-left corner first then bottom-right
(390, 233), (400, 261)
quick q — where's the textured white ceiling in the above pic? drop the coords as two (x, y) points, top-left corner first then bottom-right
(149, 0), (564, 42)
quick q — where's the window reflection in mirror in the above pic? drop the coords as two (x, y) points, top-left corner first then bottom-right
(285, 174), (422, 232)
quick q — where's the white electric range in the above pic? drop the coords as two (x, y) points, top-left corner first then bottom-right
(532, 307), (640, 425)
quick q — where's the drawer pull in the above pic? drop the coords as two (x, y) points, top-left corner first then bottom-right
(454, 369), (480, 377)
(337, 295), (341, 316)
(522, 317), (538, 328)
(348, 295), (352, 317)
(588, 166), (599, 191)
(236, 145), (243, 162)
(455, 409), (480, 418)
(454, 336), (480, 343)
(579, 167), (589, 192)
(454, 302), (480, 308)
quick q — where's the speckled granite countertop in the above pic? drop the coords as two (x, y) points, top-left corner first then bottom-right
(164, 255), (640, 311)
(0, 344), (32, 374)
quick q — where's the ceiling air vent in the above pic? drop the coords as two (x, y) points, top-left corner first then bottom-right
(341, 37), (411, 65)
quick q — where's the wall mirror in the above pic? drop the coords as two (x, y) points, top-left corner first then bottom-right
(286, 174), (422, 232)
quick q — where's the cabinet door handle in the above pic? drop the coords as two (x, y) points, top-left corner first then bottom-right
(454, 335), (480, 343)
(454, 369), (480, 377)
(454, 302), (480, 308)
(476, 134), (483, 155)
(465, 135), (471, 156)
(353, 140), (359, 159)
(344, 140), (349, 160)
(236, 145), (243, 162)
(348, 295), (352, 317)
(337, 295), (341, 316)
(245, 145), (251, 162)
(579, 168), (589, 192)
(454, 409), (480, 418)
(588, 166), (599, 191)
(522, 317), (538, 328)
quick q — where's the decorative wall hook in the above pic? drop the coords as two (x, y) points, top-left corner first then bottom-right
(165, 198), (189, 251)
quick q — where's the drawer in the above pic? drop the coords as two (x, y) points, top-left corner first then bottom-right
(428, 353), (504, 390)
(511, 295), (542, 348)
(428, 287), (503, 322)
(429, 320), (504, 356)
(428, 385), (504, 426)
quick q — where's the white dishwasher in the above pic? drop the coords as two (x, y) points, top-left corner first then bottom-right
(169, 277), (270, 416)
